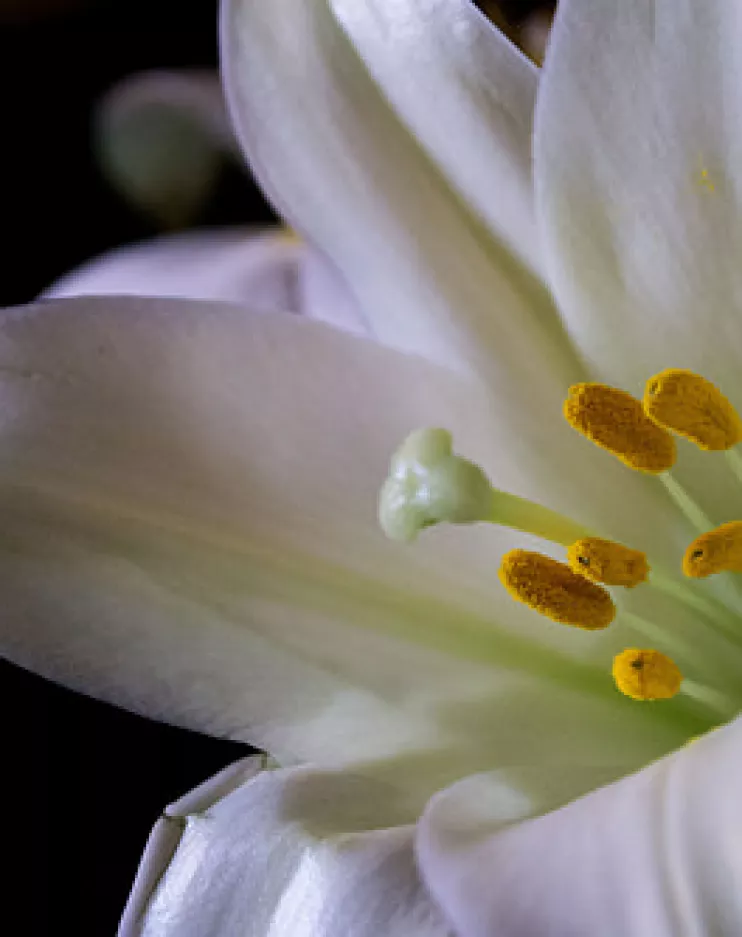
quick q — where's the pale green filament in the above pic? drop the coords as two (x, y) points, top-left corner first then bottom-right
(487, 490), (594, 546)
(680, 679), (738, 719)
(648, 571), (742, 643)
(659, 472), (715, 534)
(724, 446), (742, 487)
(623, 611), (696, 660)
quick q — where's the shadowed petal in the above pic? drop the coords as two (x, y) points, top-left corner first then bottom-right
(44, 228), (367, 334)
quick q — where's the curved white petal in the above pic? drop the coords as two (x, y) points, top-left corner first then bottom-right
(329, 0), (542, 279)
(220, 0), (568, 380)
(122, 762), (449, 937)
(536, 0), (742, 389)
(44, 228), (367, 334)
(120, 756), (266, 936)
(418, 717), (742, 937)
(96, 71), (236, 227)
(0, 297), (706, 808)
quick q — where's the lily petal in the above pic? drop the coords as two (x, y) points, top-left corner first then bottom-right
(44, 228), (367, 334)
(123, 761), (449, 937)
(418, 717), (742, 937)
(536, 0), (742, 390)
(0, 297), (700, 807)
(96, 70), (236, 227)
(220, 0), (568, 379)
(328, 0), (542, 279)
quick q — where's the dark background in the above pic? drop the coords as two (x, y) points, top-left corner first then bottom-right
(1, 1), (547, 933)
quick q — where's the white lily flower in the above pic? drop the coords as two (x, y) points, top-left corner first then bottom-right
(3, 0), (742, 934)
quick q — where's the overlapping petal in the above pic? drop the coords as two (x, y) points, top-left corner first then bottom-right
(220, 0), (569, 383)
(44, 228), (366, 334)
(123, 761), (448, 937)
(536, 0), (742, 389)
(418, 716), (742, 937)
(329, 0), (542, 278)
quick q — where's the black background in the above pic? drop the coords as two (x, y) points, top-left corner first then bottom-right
(1, 1), (544, 933)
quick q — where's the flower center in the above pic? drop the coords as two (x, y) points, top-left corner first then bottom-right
(379, 369), (742, 716)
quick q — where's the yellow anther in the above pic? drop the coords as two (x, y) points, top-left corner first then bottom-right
(612, 648), (682, 701)
(499, 549), (616, 630)
(564, 383), (676, 473)
(644, 369), (742, 451)
(567, 538), (649, 588)
(682, 521), (742, 578)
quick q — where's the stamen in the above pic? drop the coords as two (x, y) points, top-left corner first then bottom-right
(724, 447), (742, 487)
(682, 521), (742, 578)
(499, 549), (616, 630)
(564, 383), (676, 473)
(644, 369), (742, 451)
(658, 472), (715, 534)
(612, 648), (682, 701)
(567, 537), (649, 588)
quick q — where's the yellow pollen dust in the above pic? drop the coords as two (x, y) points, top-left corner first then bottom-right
(499, 549), (616, 630)
(699, 168), (715, 193)
(612, 648), (682, 701)
(683, 520), (742, 578)
(567, 538), (649, 588)
(564, 383), (676, 473)
(643, 369), (742, 451)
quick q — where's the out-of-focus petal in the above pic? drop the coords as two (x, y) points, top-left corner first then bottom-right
(329, 0), (542, 278)
(97, 71), (236, 227)
(43, 228), (367, 334)
(220, 0), (570, 382)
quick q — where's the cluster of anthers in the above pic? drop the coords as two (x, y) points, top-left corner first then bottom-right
(379, 369), (742, 706)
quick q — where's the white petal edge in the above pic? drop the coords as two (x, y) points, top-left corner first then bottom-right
(330, 0), (543, 279)
(119, 755), (265, 936)
(220, 0), (570, 380)
(418, 716), (742, 937)
(0, 297), (705, 810)
(43, 228), (368, 335)
(122, 761), (451, 937)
